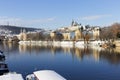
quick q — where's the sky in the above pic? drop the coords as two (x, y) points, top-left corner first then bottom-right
(0, 0), (120, 30)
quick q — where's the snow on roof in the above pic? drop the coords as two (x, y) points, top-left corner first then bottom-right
(0, 73), (24, 80)
(34, 70), (66, 80)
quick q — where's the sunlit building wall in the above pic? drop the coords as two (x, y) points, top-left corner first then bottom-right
(92, 27), (100, 40)
(75, 29), (82, 40)
(62, 32), (70, 40)
(50, 32), (55, 40)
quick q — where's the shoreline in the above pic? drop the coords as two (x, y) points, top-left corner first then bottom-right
(18, 40), (106, 47)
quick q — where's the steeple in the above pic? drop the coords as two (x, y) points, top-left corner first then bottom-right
(23, 29), (26, 33)
(20, 28), (23, 33)
(71, 19), (74, 26)
(71, 20), (79, 26)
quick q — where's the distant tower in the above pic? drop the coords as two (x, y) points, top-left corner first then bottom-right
(23, 29), (26, 33)
(71, 20), (79, 26)
(71, 20), (74, 26)
(20, 28), (23, 33)
(19, 28), (27, 41)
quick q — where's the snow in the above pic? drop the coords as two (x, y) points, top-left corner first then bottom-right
(0, 73), (24, 80)
(34, 70), (66, 80)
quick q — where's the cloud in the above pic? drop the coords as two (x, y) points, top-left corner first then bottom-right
(81, 15), (112, 21)
(0, 17), (22, 26)
(0, 16), (56, 26)
(29, 17), (56, 23)
(0, 16), (21, 22)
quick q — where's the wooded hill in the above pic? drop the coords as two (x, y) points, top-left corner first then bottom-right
(0, 25), (41, 34)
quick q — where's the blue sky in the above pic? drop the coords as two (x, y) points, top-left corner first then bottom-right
(0, 0), (120, 29)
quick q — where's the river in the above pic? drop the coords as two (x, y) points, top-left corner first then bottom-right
(0, 42), (120, 80)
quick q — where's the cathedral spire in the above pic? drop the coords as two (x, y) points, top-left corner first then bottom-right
(71, 19), (74, 26)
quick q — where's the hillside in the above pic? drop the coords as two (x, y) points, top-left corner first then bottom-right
(0, 25), (42, 34)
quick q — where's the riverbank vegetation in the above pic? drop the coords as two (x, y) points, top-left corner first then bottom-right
(100, 23), (120, 40)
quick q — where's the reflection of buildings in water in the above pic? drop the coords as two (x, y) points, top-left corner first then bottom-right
(76, 46), (91, 59)
(19, 45), (28, 53)
(3, 42), (120, 65)
(86, 47), (120, 65)
(1, 42), (18, 54)
(74, 47), (83, 60)
(73, 46), (95, 60)
(92, 46), (105, 62)
(62, 47), (71, 54)
(92, 48), (100, 62)
(3, 42), (12, 48)
(19, 45), (40, 53)
(19, 44), (53, 54)
(19, 44), (38, 53)
(19, 45), (39, 53)
(50, 46), (57, 54)
(51, 46), (59, 55)
(2, 42), (8, 51)
(7, 43), (12, 50)
(17, 44), (120, 65)
(83, 46), (89, 54)
(99, 49), (120, 65)
(82, 46), (92, 58)
(50, 46), (62, 55)
(113, 47), (120, 53)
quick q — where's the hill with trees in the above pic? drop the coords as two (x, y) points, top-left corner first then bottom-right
(100, 23), (120, 40)
(0, 25), (42, 34)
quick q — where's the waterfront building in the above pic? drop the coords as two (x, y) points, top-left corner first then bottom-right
(75, 28), (82, 40)
(92, 27), (100, 40)
(50, 31), (56, 40)
(18, 29), (44, 41)
(62, 32), (71, 40)
(18, 29), (27, 41)
(17, 21), (102, 45)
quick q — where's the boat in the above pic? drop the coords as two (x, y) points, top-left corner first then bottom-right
(26, 70), (67, 80)
(0, 50), (5, 60)
(0, 56), (5, 61)
(0, 63), (9, 75)
(0, 72), (24, 80)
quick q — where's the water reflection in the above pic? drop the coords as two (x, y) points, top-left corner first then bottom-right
(99, 49), (120, 65)
(1, 42), (120, 80)
(0, 42), (120, 65)
(16, 44), (120, 65)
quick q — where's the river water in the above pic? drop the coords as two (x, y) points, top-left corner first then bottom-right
(1, 42), (120, 80)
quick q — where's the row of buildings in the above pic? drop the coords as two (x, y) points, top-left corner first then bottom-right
(17, 21), (100, 41)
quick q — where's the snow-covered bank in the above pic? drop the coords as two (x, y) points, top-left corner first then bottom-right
(19, 40), (106, 48)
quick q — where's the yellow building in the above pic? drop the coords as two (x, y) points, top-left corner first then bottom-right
(75, 29), (82, 40)
(62, 32), (70, 40)
(18, 32), (27, 41)
(17, 29), (28, 41)
(50, 32), (56, 40)
(92, 27), (100, 40)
